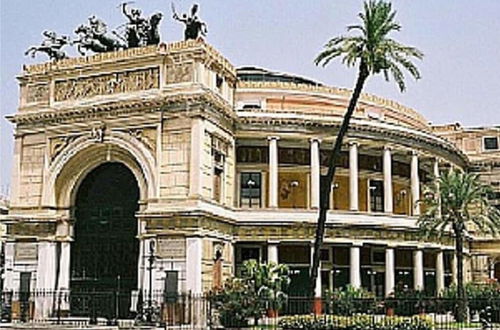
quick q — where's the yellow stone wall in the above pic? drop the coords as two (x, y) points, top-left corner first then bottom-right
(13, 134), (46, 208)
(160, 117), (191, 199)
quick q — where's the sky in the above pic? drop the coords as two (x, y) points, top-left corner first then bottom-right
(1, 0), (500, 194)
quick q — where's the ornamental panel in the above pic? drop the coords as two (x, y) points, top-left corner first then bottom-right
(54, 67), (159, 102)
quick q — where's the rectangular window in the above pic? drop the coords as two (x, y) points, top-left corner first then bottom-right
(237, 246), (261, 263)
(369, 180), (384, 212)
(484, 137), (499, 151)
(372, 249), (385, 264)
(240, 172), (262, 208)
(213, 168), (222, 203)
(320, 248), (330, 262)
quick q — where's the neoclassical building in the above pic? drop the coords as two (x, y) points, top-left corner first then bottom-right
(2, 40), (498, 317)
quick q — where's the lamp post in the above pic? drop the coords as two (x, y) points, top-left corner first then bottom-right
(147, 240), (155, 324)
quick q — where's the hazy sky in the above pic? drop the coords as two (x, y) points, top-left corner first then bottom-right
(1, 0), (500, 193)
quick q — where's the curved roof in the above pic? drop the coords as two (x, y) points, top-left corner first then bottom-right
(237, 66), (323, 86)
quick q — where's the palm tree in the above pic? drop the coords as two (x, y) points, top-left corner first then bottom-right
(418, 170), (500, 322)
(310, 0), (423, 298)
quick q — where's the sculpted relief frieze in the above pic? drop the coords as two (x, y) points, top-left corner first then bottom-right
(166, 62), (193, 84)
(26, 83), (49, 104)
(54, 67), (159, 102)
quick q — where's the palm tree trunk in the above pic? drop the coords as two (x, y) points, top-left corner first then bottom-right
(310, 62), (369, 297)
(455, 231), (467, 323)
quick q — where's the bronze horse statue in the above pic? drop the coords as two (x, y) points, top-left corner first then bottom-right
(25, 31), (70, 61)
(73, 25), (108, 55)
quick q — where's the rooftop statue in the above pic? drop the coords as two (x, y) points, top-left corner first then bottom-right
(72, 16), (126, 55)
(172, 3), (207, 41)
(24, 30), (70, 61)
(120, 2), (163, 48)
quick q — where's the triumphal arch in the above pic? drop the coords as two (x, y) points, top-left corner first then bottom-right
(5, 40), (237, 317)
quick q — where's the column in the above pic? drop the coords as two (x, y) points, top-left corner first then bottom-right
(189, 118), (204, 197)
(310, 138), (321, 209)
(57, 241), (71, 312)
(436, 250), (445, 295)
(434, 158), (441, 218)
(57, 242), (70, 290)
(311, 245), (322, 314)
(385, 248), (395, 297)
(383, 146), (393, 213)
(35, 242), (57, 319)
(411, 151), (420, 216)
(267, 241), (279, 264)
(310, 245), (322, 298)
(186, 237), (203, 294)
(350, 245), (361, 288)
(268, 136), (279, 208)
(3, 242), (15, 291)
(349, 142), (359, 211)
(413, 249), (424, 291)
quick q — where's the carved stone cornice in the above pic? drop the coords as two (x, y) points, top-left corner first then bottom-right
(8, 89), (235, 127)
(236, 117), (468, 168)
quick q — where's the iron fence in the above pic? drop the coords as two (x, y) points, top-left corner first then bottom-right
(1, 290), (499, 329)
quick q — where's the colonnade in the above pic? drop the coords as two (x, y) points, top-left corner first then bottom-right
(266, 242), (457, 297)
(266, 137), (444, 215)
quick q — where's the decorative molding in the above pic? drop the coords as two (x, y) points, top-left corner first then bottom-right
(7, 221), (57, 237)
(90, 123), (106, 143)
(54, 67), (159, 102)
(50, 135), (79, 162)
(238, 81), (428, 128)
(128, 127), (157, 152)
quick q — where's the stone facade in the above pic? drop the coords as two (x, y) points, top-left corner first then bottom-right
(433, 123), (500, 282)
(1, 40), (497, 319)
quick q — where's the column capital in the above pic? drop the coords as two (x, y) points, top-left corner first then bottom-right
(383, 145), (393, 151)
(410, 150), (419, 157)
(267, 136), (280, 141)
(309, 137), (322, 144)
(267, 240), (280, 245)
(348, 140), (360, 147)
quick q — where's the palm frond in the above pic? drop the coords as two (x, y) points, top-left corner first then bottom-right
(315, 0), (423, 93)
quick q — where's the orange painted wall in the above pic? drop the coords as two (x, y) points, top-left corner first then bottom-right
(332, 175), (349, 210)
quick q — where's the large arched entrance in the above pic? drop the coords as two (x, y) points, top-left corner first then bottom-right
(70, 162), (139, 317)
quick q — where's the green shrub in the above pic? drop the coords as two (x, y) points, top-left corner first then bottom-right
(385, 283), (433, 316)
(325, 285), (377, 316)
(442, 282), (500, 321)
(278, 314), (433, 330)
(208, 260), (290, 327)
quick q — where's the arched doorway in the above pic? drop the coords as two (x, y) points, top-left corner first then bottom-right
(70, 162), (139, 317)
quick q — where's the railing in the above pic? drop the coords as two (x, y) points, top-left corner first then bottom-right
(1, 290), (499, 329)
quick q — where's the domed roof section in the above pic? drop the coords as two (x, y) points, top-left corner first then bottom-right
(237, 66), (323, 86)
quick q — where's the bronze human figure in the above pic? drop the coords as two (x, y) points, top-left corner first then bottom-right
(172, 3), (207, 40)
(120, 3), (163, 48)
(25, 30), (70, 61)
